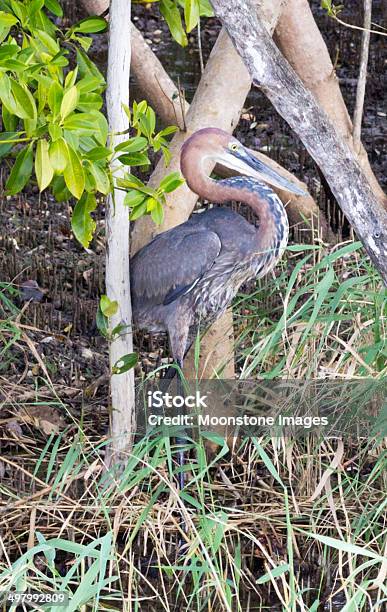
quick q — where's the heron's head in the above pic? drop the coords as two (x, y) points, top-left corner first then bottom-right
(181, 128), (306, 196)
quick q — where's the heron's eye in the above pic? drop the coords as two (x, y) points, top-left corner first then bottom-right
(229, 143), (238, 152)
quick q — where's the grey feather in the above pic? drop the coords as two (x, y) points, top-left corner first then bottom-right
(131, 224), (221, 303)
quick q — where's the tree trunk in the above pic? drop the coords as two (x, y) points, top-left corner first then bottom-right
(210, 0), (387, 283)
(130, 24), (189, 130)
(130, 27), (254, 250)
(80, 0), (108, 14)
(353, 0), (372, 153)
(274, 0), (386, 206)
(82, 0), (385, 212)
(105, 0), (134, 459)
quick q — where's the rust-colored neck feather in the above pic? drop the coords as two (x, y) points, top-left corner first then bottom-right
(180, 137), (288, 256)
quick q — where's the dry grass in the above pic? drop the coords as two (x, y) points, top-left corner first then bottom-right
(0, 242), (386, 610)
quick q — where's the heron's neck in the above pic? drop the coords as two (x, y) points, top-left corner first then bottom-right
(191, 172), (289, 261)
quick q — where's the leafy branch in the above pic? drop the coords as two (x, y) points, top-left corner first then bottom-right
(133, 0), (213, 46)
(321, 1), (386, 36)
(0, 1), (184, 249)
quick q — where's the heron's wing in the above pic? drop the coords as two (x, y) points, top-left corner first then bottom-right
(131, 226), (222, 304)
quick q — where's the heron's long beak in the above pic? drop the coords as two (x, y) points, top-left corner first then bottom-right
(217, 148), (307, 196)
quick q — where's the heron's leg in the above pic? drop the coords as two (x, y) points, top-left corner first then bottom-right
(168, 325), (189, 492)
(175, 357), (186, 491)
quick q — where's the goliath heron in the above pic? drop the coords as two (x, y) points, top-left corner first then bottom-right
(132, 127), (305, 494)
(131, 127), (305, 373)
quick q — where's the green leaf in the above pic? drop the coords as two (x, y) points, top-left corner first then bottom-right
(47, 81), (63, 117)
(137, 110), (155, 139)
(63, 144), (85, 199)
(0, 75), (35, 120)
(124, 190), (146, 208)
(252, 439), (284, 487)
(73, 16), (108, 34)
(112, 353), (138, 375)
(115, 137), (148, 154)
(77, 76), (102, 93)
(0, 58), (27, 71)
(48, 123), (62, 141)
(63, 112), (99, 133)
(8, 2), (27, 24)
(51, 175), (71, 201)
(0, 74), (12, 113)
(76, 49), (105, 85)
(0, 44), (18, 61)
(35, 29), (60, 55)
(160, 0), (188, 47)
(37, 79), (48, 113)
(177, 0), (213, 17)
(122, 103), (131, 123)
(2, 105), (18, 131)
(146, 197), (157, 211)
(96, 305), (108, 338)
(198, 0), (214, 17)
(49, 137), (68, 173)
(184, 0), (200, 32)
(118, 152), (150, 166)
(75, 34), (92, 53)
(100, 295), (118, 318)
(44, 0), (63, 17)
(35, 139), (54, 191)
(111, 323), (129, 339)
(6, 142), (34, 195)
(121, 181), (155, 197)
(92, 111), (108, 145)
(78, 92), (102, 112)
(321, 0), (332, 12)
(0, 11), (18, 28)
(50, 53), (69, 68)
(158, 125), (178, 137)
(0, 131), (18, 158)
(60, 86), (79, 121)
(10, 79), (36, 120)
(150, 200), (164, 225)
(159, 171), (184, 193)
(66, 111), (108, 146)
(71, 192), (97, 248)
(28, 0), (44, 15)
(64, 69), (78, 91)
(179, 491), (202, 510)
(63, 129), (79, 150)
(129, 201), (147, 220)
(117, 173), (144, 188)
(299, 530), (386, 562)
(256, 564), (290, 585)
(146, 107), (156, 135)
(300, 266), (335, 344)
(86, 146), (111, 161)
(88, 162), (110, 195)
